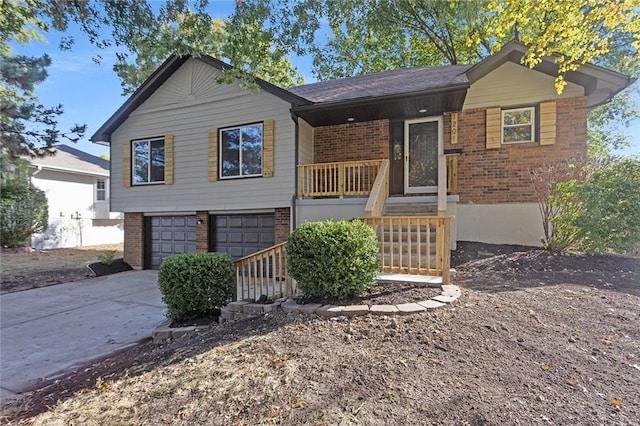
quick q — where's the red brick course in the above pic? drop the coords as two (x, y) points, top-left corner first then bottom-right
(313, 119), (390, 163)
(274, 207), (291, 244)
(196, 211), (209, 252)
(123, 212), (144, 269)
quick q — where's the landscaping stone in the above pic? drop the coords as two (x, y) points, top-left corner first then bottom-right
(243, 303), (265, 315)
(418, 300), (446, 309)
(441, 285), (462, 297)
(395, 303), (427, 315)
(297, 303), (323, 315)
(227, 301), (250, 312)
(316, 305), (343, 318)
(342, 305), (370, 317)
(220, 308), (233, 320)
(370, 305), (399, 315)
(432, 294), (458, 304)
(281, 301), (299, 314)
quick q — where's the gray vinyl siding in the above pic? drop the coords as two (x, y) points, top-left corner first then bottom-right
(110, 58), (296, 213)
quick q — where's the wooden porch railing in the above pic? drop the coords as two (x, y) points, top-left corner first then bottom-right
(446, 153), (459, 195)
(362, 216), (451, 283)
(297, 159), (384, 198)
(234, 242), (296, 301)
(364, 159), (389, 217)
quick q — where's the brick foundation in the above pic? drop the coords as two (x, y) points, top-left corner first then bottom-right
(314, 119), (389, 163)
(196, 211), (209, 252)
(274, 207), (291, 244)
(123, 212), (144, 269)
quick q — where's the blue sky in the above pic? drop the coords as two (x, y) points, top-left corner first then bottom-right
(15, 4), (640, 159)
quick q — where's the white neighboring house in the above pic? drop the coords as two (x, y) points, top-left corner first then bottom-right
(29, 144), (124, 249)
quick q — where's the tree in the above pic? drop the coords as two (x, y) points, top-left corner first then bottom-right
(1, 0), (86, 159)
(0, 154), (48, 247)
(232, 0), (639, 85)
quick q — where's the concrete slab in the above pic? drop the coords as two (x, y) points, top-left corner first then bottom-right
(0, 270), (165, 404)
(376, 273), (442, 286)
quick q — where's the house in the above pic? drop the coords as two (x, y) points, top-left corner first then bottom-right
(90, 41), (633, 280)
(29, 144), (124, 249)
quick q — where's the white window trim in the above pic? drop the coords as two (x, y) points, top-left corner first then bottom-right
(95, 178), (107, 202)
(219, 123), (264, 180)
(132, 138), (165, 185)
(501, 106), (535, 144)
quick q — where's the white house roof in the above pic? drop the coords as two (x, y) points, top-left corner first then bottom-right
(30, 144), (110, 177)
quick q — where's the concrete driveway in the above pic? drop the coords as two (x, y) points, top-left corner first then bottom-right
(0, 270), (166, 404)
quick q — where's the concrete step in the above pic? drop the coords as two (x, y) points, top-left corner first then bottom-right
(383, 203), (438, 216)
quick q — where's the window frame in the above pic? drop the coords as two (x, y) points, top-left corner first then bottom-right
(219, 122), (264, 180)
(501, 106), (536, 144)
(131, 137), (165, 185)
(96, 178), (107, 202)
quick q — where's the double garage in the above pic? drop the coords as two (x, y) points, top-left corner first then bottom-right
(147, 213), (276, 269)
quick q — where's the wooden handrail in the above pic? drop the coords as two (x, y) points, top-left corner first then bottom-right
(364, 159), (389, 217)
(297, 159), (385, 198)
(362, 216), (451, 283)
(234, 242), (297, 301)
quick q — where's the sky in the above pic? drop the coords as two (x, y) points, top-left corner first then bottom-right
(13, 2), (640, 159)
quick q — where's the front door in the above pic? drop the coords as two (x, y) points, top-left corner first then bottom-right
(404, 117), (442, 194)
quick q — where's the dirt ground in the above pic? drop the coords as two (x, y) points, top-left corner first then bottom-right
(2, 242), (639, 425)
(0, 244), (123, 294)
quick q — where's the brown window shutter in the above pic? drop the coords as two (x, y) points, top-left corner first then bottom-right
(122, 140), (131, 187)
(263, 120), (274, 177)
(208, 128), (218, 182)
(539, 102), (557, 145)
(486, 107), (501, 149)
(164, 134), (174, 184)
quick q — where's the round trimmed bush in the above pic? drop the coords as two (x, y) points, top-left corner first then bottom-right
(158, 252), (235, 321)
(286, 219), (380, 299)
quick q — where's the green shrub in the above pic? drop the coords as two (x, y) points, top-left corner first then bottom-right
(0, 179), (48, 247)
(97, 250), (117, 265)
(286, 219), (379, 299)
(157, 252), (235, 321)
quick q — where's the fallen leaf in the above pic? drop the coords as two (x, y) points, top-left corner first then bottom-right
(541, 363), (550, 371)
(610, 399), (622, 407)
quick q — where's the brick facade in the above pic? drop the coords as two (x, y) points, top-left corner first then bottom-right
(444, 96), (588, 204)
(274, 207), (291, 244)
(123, 212), (144, 269)
(196, 211), (209, 252)
(314, 119), (390, 163)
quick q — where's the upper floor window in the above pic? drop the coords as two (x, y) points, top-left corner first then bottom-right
(220, 123), (263, 178)
(132, 138), (165, 184)
(502, 107), (535, 144)
(96, 178), (106, 201)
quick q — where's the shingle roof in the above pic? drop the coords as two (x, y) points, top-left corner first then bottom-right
(289, 65), (472, 104)
(30, 144), (109, 176)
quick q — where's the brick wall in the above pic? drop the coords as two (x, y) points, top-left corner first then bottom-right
(314, 119), (390, 163)
(445, 97), (588, 204)
(123, 212), (144, 269)
(274, 207), (290, 244)
(196, 211), (209, 252)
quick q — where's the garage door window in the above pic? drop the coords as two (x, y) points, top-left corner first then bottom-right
(132, 138), (165, 184)
(220, 123), (263, 178)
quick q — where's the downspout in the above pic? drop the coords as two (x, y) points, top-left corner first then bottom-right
(31, 164), (43, 177)
(290, 110), (300, 232)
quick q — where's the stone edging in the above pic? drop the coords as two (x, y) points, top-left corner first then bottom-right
(152, 320), (210, 344)
(219, 284), (462, 323)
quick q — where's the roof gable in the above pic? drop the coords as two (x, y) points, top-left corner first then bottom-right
(466, 40), (635, 108)
(90, 55), (310, 144)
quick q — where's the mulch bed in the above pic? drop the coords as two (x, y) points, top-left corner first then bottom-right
(87, 258), (133, 277)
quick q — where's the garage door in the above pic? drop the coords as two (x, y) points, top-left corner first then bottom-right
(149, 216), (197, 269)
(213, 214), (275, 259)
